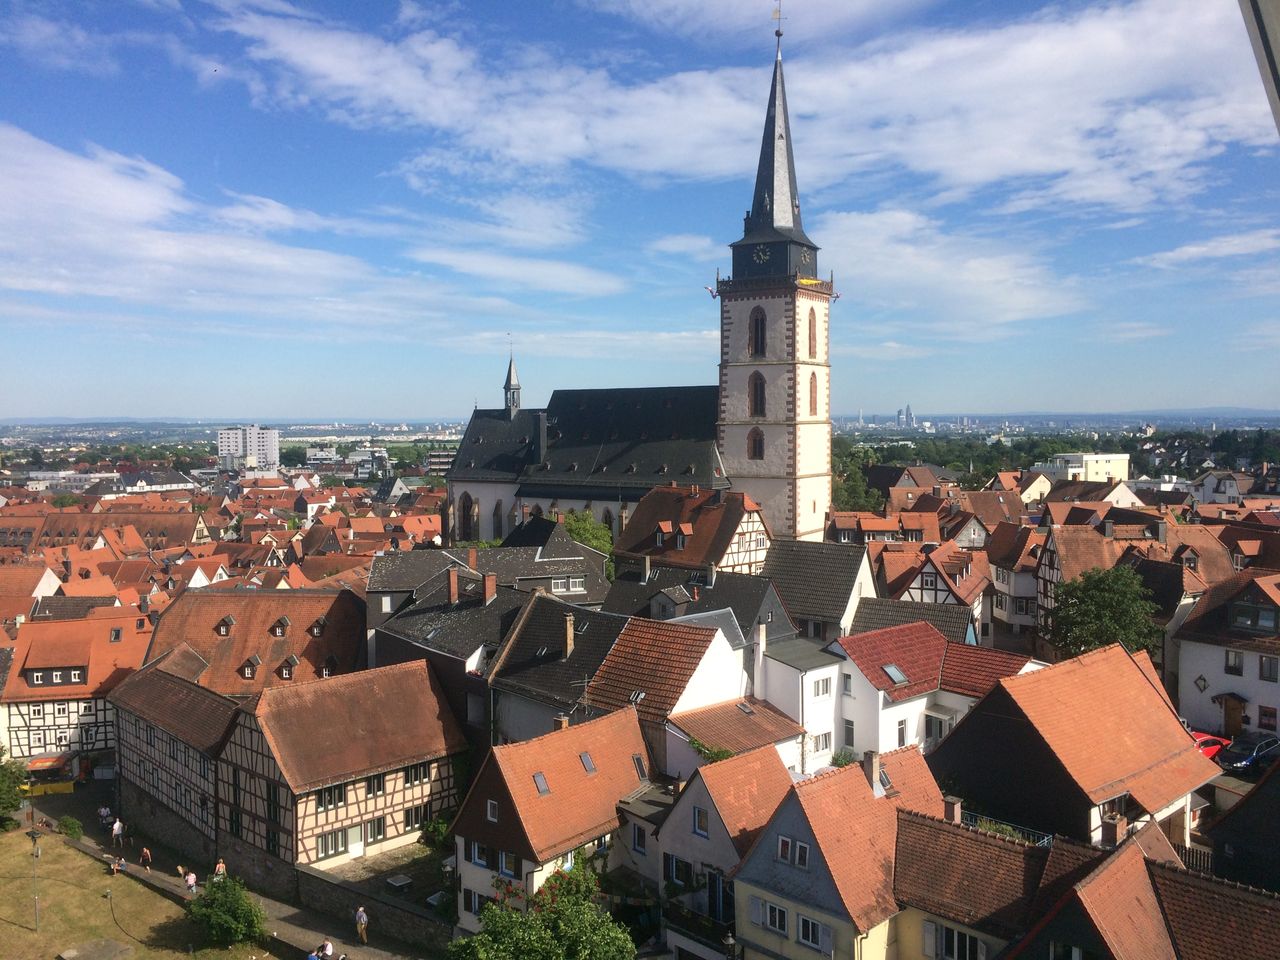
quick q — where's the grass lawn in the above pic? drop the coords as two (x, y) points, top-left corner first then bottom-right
(0, 825), (275, 960)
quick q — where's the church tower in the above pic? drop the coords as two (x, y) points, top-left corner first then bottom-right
(717, 35), (833, 541)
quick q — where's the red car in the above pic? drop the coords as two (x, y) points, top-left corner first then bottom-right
(1191, 730), (1230, 760)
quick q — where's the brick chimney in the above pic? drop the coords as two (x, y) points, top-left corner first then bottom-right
(468, 547), (478, 570)
(563, 612), (575, 660)
(943, 795), (963, 824)
(862, 750), (880, 789)
(554, 714), (569, 731)
(1101, 813), (1127, 848)
(707, 562), (717, 587)
(1156, 519), (1167, 544)
(483, 572), (497, 603)
(447, 567), (459, 605)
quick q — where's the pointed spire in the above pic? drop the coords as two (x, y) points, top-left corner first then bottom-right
(504, 356), (520, 391)
(746, 44), (811, 245)
(504, 355), (521, 420)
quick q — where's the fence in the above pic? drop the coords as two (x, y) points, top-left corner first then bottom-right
(1174, 842), (1215, 875)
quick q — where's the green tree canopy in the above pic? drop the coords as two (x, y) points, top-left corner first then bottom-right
(1048, 565), (1162, 658)
(280, 446), (308, 467)
(448, 863), (634, 960)
(186, 876), (266, 946)
(0, 746), (28, 825)
(562, 510), (613, 557)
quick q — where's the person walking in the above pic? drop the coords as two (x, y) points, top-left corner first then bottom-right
(139, 847), (152, 873)
(355, 904), (369, 945)
(111, 818), (124, 848)
(185, 870), (197, 894)
(213, 857), (226, 881)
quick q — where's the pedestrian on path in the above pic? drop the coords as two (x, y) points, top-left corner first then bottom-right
(139, 847), (152, 872)
(185, 870), (197, 894)
(111, 818), (124, 847)
(213, 857), (226, 880)
(318, 937), (334, 958)
(355, 904), (369, 945)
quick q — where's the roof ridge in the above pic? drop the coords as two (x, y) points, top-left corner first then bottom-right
(493, 703), (639, 757)
(1146, 856), (1280, 900)
(895, 807), (1038, 849)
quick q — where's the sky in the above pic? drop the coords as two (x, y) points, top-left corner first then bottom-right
(0, 0), (1277, 421)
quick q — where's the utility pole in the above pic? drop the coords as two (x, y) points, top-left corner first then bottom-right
(26, 828), (41, 933)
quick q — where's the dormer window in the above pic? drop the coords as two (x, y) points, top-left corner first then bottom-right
(110, 627), (122, 643)
(322, 655), (338, 678)
(676, 533), (686, 550)
(310, 617), (326, 638)
(31, 672), (44, 685)
(217, 615), (235, 637)
(271, 616), (290, 638)
(241, 654), (261, 680)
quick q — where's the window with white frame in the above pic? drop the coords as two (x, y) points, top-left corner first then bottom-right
(381, 595), (391, 613)
(1049, 944), (1097, 960)
(316, 828), (347, 860)
(315, 783), (346, 811)
(55, 702), (68, 717)
(663, 853), (693, 887)
(922, 573), (937, 589)
(80, 700), (92, 714)
(693, 805), (709, 837)
(71, 670), (83, 682)
(923, 920), (983, 960)
(31, 730), (45, 749)
(798, 915), (825, 950)
(486, 799), (498, 822)
(764, 901), (787, 934)
(366, 816), (386, 844)
(404, 760), (432, 786)
(499, 850), (520, 878)
(552, 578), (568, 593)
(842, 673), (852, 695)
(31, 672), (43, 685)
(794, 840), (809, 869)
(569, 576), (585, 592)
(777, 835), (792, 862)
(632, 823), (646, 854)
(843, 718), (855, 747)
(897, 718), (908, 748)
(52, 671), (62, 683)
(812, 731), (831, 753)
(813, 676), (831, 697)
(366, 773), (385, 797)
(1262, 656), (1279, 683)
(56, 729), (70, 747)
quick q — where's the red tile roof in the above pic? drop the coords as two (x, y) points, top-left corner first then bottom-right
(668, 697), (804, 757)
(583, 618), (719, 724)
(694, 745), (793, 857)
(252, 660), (465, 792)
(834, 623), (948, 702)
(879, 745), (945, 816)
(938, 643), (1032, 699)
(4, 608), (152, 702)
(451, 707), (648, 864)
(1073, 840), (1176, 959)
(615, 486), (765, 570)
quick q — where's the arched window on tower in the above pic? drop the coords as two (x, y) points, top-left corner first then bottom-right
(809, 372), (818, 417)
(748, 372), (766, 417)
(808, 308), (817, 359)
(749, 307), (767, 358)
(748, 428), (765, 461)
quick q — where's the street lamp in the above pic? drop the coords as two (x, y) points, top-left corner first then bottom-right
(25, 828), (41, 933)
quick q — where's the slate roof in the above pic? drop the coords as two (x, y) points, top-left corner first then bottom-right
(377, 574), (528, 660)
(451, 707), (648, 864)
(615, 486), (761, 569)
(668, 697), (804, 756)
(602, 566), (794, 644)
(583, 617), (719, 725)
(252, 660), (466, 793)
(894, 810), (1051, 939)
(30, 595), (118, 621)
(107, 652), (238, 755)
(146, 589), (365, 696)
(450, 386), (728, 498)
(761, 540), (866, 623)
(996, 645), (1218, 814)
(486, 594), (630, 711)
(694, 746), (793, 858)
(367, 551), (458, 592)
(847, 597), (974, 646)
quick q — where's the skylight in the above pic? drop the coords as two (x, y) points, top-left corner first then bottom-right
(580, 752), (596, 773)
(737, 702), (756, 716)
(533, 772), (550, 795)
(883, 664), (908, 684)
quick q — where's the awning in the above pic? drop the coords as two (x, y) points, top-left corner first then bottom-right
(26, 752), (72, 773)
(1211, 692), (1249, 705)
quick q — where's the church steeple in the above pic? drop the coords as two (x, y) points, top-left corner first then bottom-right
(504, 356), (521, 419)
(731, 37), (818, 280)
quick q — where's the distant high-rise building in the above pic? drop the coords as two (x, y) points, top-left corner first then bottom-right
(218, 424), (280, 471)
(897, 408), (905, 428)
(905, 403), (915, 428)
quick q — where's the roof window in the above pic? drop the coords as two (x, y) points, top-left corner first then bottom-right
(883, 664), (908, 685)
(579, 752), (596, 774)
(109, 627), (122, 643)
(533, 772), (550, 795)
(632, 754), (647, 779)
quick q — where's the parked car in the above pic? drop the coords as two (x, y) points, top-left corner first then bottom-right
(1217, 733), (1280, 775)
(1191, 731), (1230, 761)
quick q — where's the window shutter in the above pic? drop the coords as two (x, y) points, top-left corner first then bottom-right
(922, 920), (937, 958)
(750, 895), (763, 926)
(819, 923), (833, 955)
(977, 940), (988, 960)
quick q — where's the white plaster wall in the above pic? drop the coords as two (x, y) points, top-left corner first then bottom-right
(1176, 638), (1280, 735)
(671, 632), (748, 716)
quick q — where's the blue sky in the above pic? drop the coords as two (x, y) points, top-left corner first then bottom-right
(0, 0), (1277, 420)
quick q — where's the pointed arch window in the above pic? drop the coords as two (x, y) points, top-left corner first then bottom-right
(808, 308), (817, 359)
(749, 372), (766, 418)
(749, 307), (767, 358)
(748, 429), (765, 461)
(809, 372), (818, 417)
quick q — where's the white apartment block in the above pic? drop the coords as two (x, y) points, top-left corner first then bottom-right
(1031, 452), (1130, 483)
(218, 425), (281, 470)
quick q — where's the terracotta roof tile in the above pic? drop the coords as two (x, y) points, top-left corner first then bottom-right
(834, 623), (948, 702)
(879, 745), (945, 816)
(1074, 841), (1176, 959)
(108, 653), (238, 754)
(668, 697), (804, 756)
(253, 660), (465, 793)
(4, 609), (152, 702)
(938, 643), (1031, 699)
(583, 617), (719, 724)
(695, 745), (793, 857)
(1149, 859), (1280, 959)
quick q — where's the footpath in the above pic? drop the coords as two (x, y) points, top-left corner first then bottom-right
(37, 792), (434, 960)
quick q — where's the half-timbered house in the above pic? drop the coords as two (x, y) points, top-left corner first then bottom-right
(109, 649), (239, 862)
(898, 542), (993, 643)
(614, 486), (772, 576)
(2, 607), (152, 759)
(146, 588), (366, 698)
(217, 660), (466, 898)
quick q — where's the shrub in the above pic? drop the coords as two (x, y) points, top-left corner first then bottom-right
(830, 749), (856, 768)
(57, 815), (84, 840)
(187, 876), (267, 946)
(420, 816), (452, 849)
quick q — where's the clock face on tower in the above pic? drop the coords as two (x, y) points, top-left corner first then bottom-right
(752, 244), (771, 264)
(800, 249), (812, 265)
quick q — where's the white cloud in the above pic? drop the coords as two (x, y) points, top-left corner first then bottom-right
(408, 247), (626, 296)
(0, 14), (120, 74)
(1136, 229), (1280, 268)
(838, 340), (932, 360)
(815, 208), (1082, 337)
(1100, 321), (1171, 342)
(646, 233), (721, 261)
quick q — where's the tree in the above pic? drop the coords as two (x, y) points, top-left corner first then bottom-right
(280, 446), (307, 468)
(1047, 565), (1162, 658)
(187, 876), (267, 947)
(51, 494), (82, 508)
(449, 862), (634, 960)
(0, 747), (27, 826)
(562, 510), (613, 557)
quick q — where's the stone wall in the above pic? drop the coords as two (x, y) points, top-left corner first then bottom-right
(217, 830), (298, 902)
(119, 777), (216, 866)
(297, 864), (450, 950)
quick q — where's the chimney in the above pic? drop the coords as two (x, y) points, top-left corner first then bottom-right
(753, 621), (768, 700)
(1101, 519), (1114, 538)
(483, 572), (497, 603)
(1101, 813), (1127, 848)
(447, 568), (459, 605)
(943, 795), (963, 824)
(862, 750), (880, 789)
(707, 562), (717, 587)
(1156, 519), (1167, 544)
(535, 411), (548, 464)
(468, 547), (478, 570)
(691, 585), (699, 602)
(554, 714), (569, 731)
(563, 612), (575, 659)
(642, 555), (651, 583)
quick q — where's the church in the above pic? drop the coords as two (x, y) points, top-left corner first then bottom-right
(446, 39), (833, 545)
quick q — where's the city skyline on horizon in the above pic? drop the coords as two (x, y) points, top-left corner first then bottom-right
(0, 0), (1277, 420)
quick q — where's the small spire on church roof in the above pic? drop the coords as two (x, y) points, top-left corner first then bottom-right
(504, 355), (520, 391)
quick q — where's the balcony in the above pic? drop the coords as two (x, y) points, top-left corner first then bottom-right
(961, 810), (1052, 847)
(663, 900), (732, 950)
